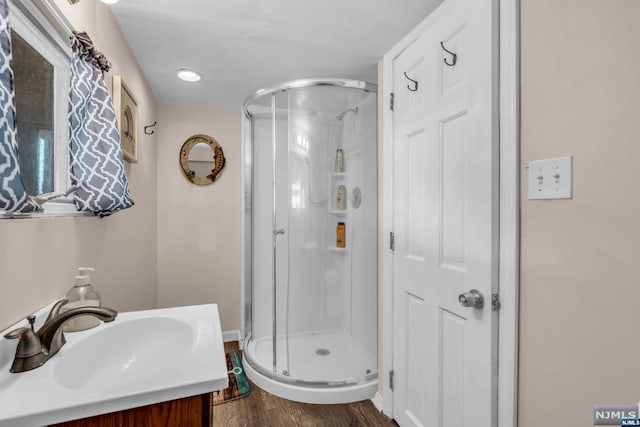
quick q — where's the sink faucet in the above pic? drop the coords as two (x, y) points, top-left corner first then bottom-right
(3, 299), (117, 373)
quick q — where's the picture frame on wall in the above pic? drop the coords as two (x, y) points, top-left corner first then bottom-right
(112, 75), (138, 163)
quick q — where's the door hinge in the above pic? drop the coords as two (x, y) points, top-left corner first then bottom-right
(492, 293), (501, 311)
(389, 370), (395, 390)
(390, 231), (395, 251)
(390, 92), (395, 111)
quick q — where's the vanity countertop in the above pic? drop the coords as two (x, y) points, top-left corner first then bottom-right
(0, 303), (228, 427)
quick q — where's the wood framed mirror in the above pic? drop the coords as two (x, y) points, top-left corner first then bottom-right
(179, 134), (225, 185)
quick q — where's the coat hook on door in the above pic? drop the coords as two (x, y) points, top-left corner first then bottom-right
(403, 72), (418, 92)
(144, 121), (157, 135)
(440, 41), (457, 66)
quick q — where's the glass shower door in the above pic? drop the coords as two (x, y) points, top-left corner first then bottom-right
(282, 87), (331, 382)
(273, 90), (290, 376)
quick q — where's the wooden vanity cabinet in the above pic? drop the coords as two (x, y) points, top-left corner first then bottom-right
(50, 392), (212, 427)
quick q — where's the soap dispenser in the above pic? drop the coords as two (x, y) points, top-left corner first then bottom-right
(61, 267), (102, 332)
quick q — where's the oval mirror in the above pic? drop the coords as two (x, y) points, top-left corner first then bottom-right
(179, 134), (226, 185)
(188, 143), (215, 177)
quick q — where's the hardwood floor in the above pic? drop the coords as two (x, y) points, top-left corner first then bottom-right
(212, 342), (398, 427)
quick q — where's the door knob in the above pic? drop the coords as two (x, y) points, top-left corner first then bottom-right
(458, 289), (484, 309)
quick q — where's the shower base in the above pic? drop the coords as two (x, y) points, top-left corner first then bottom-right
(243, 329), (378, 404)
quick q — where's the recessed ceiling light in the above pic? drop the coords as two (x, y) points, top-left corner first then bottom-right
(177, 69), (202, 82)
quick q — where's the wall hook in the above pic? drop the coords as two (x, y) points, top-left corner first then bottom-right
(440, 41), (457, 67)
(144, 121), (157, 135)
(403, 72), (418, 92)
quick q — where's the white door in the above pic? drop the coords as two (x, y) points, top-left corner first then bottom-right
(391, 0), (498, 425)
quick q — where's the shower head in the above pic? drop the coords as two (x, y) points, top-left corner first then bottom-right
(335, 106), (358, 121)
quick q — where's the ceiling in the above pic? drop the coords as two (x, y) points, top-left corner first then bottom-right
(111, 0), (442, 110)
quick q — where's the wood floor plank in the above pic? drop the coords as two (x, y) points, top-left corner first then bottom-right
(213, 342), (397, 427)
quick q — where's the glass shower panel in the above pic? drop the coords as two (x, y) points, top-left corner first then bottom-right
(285, 87), (332, 381)
(249, 96), (275, 372)
(273, 90), (290, 376)
(289, 86), (330, 337)
(340, 89), (378, 381)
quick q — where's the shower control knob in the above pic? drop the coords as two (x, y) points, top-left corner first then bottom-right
(458, 289), (484, 309)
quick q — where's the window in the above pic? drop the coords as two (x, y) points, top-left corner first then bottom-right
(2, 0), (77, 216)
(12, 30), (55, 196)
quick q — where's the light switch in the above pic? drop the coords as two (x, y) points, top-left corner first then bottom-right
(527, 156), (572, 200)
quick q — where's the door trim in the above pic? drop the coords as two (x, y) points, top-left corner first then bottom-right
(497, 0), (519, 426)
(380, 0), (519, 425)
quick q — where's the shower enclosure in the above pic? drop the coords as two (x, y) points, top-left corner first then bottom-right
(242, 79), (377, 403)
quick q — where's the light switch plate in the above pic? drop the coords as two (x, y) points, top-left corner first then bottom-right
(527, 156), (573, 200)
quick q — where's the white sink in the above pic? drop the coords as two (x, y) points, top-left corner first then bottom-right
(54, 316), (195, 392)
(0, 303), (228, 427)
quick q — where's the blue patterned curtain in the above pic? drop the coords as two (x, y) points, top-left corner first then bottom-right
(0, 0), (39, 213)
(68, 31), (133, 217)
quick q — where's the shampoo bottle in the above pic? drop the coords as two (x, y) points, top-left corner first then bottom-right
(61, 267), (102, 332)
(336, 222), (346, 248)
(335, 148), (344, 172)
(336, 185), (347, 210)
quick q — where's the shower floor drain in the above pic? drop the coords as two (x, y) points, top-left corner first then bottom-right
(315, 348), (331, 356)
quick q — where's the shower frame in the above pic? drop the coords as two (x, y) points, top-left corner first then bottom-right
(242, 78), (378, 402)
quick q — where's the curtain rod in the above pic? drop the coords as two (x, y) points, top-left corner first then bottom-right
(37, 0), (75, 40)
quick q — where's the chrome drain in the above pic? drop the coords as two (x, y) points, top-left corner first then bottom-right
(315, 348), (331, 356)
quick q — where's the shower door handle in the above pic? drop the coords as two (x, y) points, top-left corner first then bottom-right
(274, 228), (285, 236)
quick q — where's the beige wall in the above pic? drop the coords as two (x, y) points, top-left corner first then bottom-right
(156, 104), (242, 332)
(519, 1), (640, 425)
(0, 1), (158, 330)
